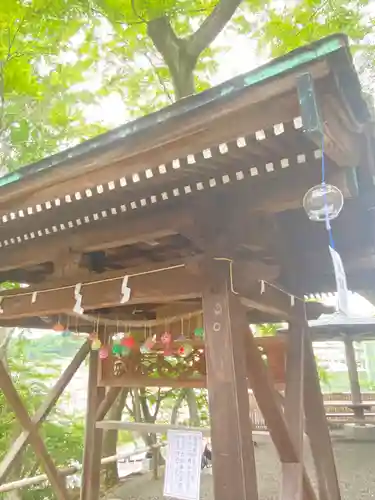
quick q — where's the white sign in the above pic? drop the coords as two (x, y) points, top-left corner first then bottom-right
(329, 246), (349, 316)
(163, 430), (203, 500)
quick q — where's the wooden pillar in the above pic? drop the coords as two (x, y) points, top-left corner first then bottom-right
(304, 332), (341, 500)
(281, 303), (306, 500)
(202, 260), (258, 500)
(344, 336), (363, 419)
(80, 350), (105, 500)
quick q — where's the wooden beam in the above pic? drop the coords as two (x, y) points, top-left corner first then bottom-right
(0, 205), (192, 273)
(0, 359), (69, 500)
(238, 278), (303, 322)
(244, 328), (317, 500)
(0, 259), (290, 321)
(0, 265), (202, 319)
(96, 421), (211, 436)
(303, 331), (341, 500)
(96, 387), (122, 421)
(0, 341), (90, 483)
(202, 260), (258, 500)
(80, 350), (105, 500)
(281, 303), (306, 500)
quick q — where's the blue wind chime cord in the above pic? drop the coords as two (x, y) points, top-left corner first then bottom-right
(321, 137), (335, 250)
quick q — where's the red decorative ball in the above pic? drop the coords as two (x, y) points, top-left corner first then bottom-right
(178, 346), (185, 356)
(121, 336), (135, 349)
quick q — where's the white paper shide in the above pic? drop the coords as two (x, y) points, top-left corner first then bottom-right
(329, 245), (349, 316)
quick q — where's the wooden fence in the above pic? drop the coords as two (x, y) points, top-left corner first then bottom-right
(249, 392), (375, 430)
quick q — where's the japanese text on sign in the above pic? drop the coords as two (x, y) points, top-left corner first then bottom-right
(163, 430), (203, 500)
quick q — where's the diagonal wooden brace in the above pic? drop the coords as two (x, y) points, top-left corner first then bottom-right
(245, 328), (317, 500)
(0, 359), (70, 500)
(0, 341), (90, 484)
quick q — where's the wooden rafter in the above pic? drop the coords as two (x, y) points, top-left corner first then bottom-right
(0, 341), (90, 484)
(0, 359), (70, 500)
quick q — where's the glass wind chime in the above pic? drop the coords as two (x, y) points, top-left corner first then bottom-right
(299, 72), (349, 316)
(302, 141), (349, 316)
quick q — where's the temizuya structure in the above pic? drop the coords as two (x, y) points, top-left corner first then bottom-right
(0, 34), (374, 500)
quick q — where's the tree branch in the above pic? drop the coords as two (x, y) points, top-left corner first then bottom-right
(187, 0), (243, 60)
(152, 388), (163, 421)
(147, 17), (182, 75)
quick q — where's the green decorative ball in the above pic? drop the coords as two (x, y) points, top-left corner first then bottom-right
(194, 327), (204, 339)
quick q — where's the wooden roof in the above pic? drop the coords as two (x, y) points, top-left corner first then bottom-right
(0, 34), (374, 326)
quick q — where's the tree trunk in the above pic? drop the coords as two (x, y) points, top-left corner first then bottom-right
(186, 389), (200, 426)
(102, 389), (127, 488)
(171, 389), (187, 424)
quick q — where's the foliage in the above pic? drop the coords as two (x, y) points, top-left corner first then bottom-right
(0, 335), (85, 499)
(7, 332), (85, 361)
(251, 0), (375, 89)
(254, 323), (279, 336)
(0, 0), (108, 173)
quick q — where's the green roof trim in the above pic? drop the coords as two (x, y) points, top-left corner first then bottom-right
(0, 34), (360, 192)
(0, 172), (21, 188)
(243, 37), (343, 87)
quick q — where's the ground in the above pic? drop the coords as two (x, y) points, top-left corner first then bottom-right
(105, 435), (375, 500)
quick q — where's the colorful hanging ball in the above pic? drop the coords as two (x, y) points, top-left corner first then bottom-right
(121, 336), (136, 349)
(91, 338), (102, 351)
(112, 344), (124, 356)
(53, 322), (65, 332)
(99, 346), (109, 359)
(194, 327), (204, 339)
(161, 331), (172, 345)
(121, 345), (131, 357)
(178, 343), (193, 357)
(140, 335), (156, 354)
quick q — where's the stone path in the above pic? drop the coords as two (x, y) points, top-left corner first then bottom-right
(106, 437), (375, 500)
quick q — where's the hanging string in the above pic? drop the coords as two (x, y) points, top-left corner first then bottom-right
(321, 137), (335, 250)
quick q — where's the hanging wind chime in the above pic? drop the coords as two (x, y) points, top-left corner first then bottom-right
(302, 139), (349, 315)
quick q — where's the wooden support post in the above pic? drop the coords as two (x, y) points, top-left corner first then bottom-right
(202, 260), (258, 500)
(244, 326), (316, 500)
(281, 303), (306, 500)
(344, 336), (363, 419)
(0, 341), (90, 484)
(80, 350), (105, 500)
(304, 332), (341, 500)
(0, 359), (69, 500)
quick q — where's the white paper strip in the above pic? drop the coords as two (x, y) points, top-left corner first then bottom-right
(329, 246), (349, 316)
(120, 276), (131, 304)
